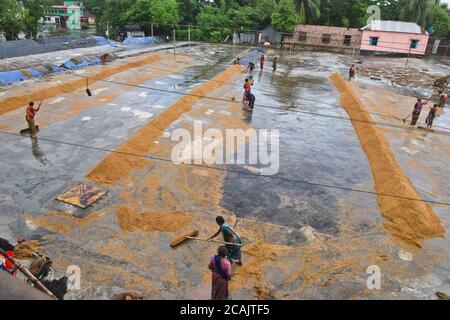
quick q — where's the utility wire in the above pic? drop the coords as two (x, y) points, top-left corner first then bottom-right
(107, 51), (450, 132)
(112, 21), (450, 49)
(51, 46), (450, 137)
(66, 71), (450, 137)
(4, 61), (449, 204)
(110, 58), (411, 122)
(0, 129), (449, 207)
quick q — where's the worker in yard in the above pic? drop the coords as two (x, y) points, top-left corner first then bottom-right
(244, 78), (252, 94)
(245, 91), (256, 109)
(100, 53), (109, 65)
(273, 57), (278, 72)
(426, 104), (439, 129)
(208, 216), (243, 266)
(233, 57), (241, 65)
(247, 62), (255, 83)
(439, 91), (448, 109)
(260, 54), (265, 70)
(208, 246), (232, 300)
(25, 101), (41, 138)
(243, 78), (255, 109)
(410, 98), (427, 126)
(349, 64), (356, 81)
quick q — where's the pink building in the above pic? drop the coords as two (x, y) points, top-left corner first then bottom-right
(360, 20), (429, 56)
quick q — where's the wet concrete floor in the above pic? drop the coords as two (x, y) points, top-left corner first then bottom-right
(0, 45), (448, 299)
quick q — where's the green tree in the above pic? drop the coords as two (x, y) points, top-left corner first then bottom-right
(196, 4), (230, 42)
(256, 0), (276, 27)
(431, 2), (450, 37)
(400, 0), (439, 28)
(123, 0), (152, 24)
(227, 5), (261, 29)
(151, 0), (181, 24)
(84, 0), (134, 38)
(196, 4), (229, 27)
(0, 0), (25, 40)
(293, 0), (321, 23)
(177, 0), (201, 24)
(318, 0), (367, 27)
(124, 0), (181, 25)
(272, 0), (300, 32)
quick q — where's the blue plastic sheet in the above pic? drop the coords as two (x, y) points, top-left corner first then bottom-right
(123, 36), (162, 46)
(0, 70), (27, 84)
(0, 55), (101, 84)
(92, 36), (117, 47)
(61, 57), (101, 70)
(28, 68), (44, 77)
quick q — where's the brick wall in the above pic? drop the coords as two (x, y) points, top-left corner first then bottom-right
(283, 24), (362, 53)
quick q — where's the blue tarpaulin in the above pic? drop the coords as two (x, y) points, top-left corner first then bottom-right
(123, 36), (163, 46)
(61, 56), (100, 70)
(0, 70), (27, 84)
(28, 68), (44, 77)
(92, 36), (118, 47)
(0, 55), (101, 84)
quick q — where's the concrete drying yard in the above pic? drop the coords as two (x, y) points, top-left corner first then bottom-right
(0, 44), (449, 300)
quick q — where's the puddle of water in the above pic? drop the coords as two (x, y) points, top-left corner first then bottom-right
(132, 110), (153, 119)
(48, 97), (66, 105)
(220, 50), (379, 235)
(95, 88), (108, 94)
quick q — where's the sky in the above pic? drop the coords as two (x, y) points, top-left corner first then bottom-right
(442, 0), (450, 7)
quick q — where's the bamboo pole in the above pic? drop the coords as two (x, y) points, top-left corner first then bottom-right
(187, 237), (242, 247)
(173, 27), (176, 60)
(188, 25), (191, 47)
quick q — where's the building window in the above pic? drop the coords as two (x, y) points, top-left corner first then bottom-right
(322, 33), (331, 44)
(369, 37), (379, 46)
(344, 35), (352, 46)
(410, 39), (419, 49)
(298, 31), (307, 42)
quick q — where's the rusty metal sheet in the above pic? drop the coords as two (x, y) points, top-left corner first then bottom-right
(56, 184), (107, 209)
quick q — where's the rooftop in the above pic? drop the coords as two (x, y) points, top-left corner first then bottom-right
(361, 20), (426, 34)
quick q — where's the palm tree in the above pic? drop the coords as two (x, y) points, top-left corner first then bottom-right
(400, 0), (440, 28)
(293, 0), (321, 23)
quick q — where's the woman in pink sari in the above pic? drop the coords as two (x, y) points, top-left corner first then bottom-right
(208, 246), (232, 300)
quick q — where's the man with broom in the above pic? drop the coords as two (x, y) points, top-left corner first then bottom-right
(409, 98), (428, 126)
(25, 101), (42, 138)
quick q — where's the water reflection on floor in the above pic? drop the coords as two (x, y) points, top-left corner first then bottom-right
(1, 45), (448, 299)
(221, 49), (381, 237)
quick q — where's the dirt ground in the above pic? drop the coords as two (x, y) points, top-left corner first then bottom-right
(0, 44), (448, 300)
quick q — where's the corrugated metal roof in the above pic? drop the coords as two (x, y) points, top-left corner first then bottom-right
(362, 20), (424, 34)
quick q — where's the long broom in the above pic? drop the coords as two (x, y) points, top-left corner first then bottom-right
(170, 218), (241, 248)
(170, 230), (242, 248)
(402, 112), (413, 124)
